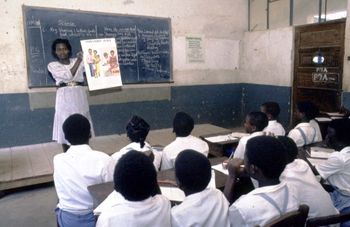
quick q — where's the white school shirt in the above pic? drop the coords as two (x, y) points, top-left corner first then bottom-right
(310, 119), (323, 141)
(316, 147), (350, 196)
(171, 188), (230, 227)
(53, 145), (114, 214)
(48, 59), (94, 144)
(111, 142), (162, 171)
(229, 182), (299, 227)
(288, 122), (322, 147)
(233, 131), (266, 159)
(263, 120), (286, 136)
(96, 193), (171, 227)
(280, 159), (338, 218)
(161, 135), (209, 170)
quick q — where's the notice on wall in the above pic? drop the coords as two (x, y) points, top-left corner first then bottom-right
(186, 36), (205, 63)
(81, 38), (123, 91)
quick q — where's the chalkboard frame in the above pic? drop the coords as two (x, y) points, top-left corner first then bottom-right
(23, 5), (173, 88)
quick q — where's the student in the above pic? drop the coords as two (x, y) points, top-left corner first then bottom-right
(314, 119), (350, 222)
(278, 136), (338, 218)
(224, 136), (300, 227)
(111, 115), (162, 171)
(161, 112), (209, 170)
(171, 150), (230, 227)
(48, 38), (94, 152)
(288, 101), (322, 147)
(96, 150), (171, 227)
(53, 114), (114, 227)
(233, 111), (269, 159)
(260, 101), (285, 136)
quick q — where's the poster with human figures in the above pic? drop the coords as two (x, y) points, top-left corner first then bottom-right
(80, 38), (123, 91)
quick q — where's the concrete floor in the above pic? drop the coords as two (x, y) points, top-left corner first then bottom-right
(0, 183), (57, 227)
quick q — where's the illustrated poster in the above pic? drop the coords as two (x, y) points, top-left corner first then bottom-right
(80, 38), (123, 91)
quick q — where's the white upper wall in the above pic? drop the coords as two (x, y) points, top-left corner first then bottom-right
(239, 27), (294, 86)
(0, 0), (247, 93)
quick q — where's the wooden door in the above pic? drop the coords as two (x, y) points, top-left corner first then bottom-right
(293, 20), (345, 124)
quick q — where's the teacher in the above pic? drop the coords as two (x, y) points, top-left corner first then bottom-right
(48, 38), (94, 151)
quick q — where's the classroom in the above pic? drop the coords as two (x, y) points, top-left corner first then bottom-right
(1, 0), (350, 226)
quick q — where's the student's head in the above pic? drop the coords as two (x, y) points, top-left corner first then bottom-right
(296, 101), (319, 121)
(110, 50), (115, 55)
(244, 111), (268, 133)
(175, 149), (211, 195)
(88, 48), (92, 54)
(51, 38), (72, 60)
(260, 102), (281, 120)
(62, 114), (91, 145)
(126, 115), (150, 148)
(277, 136), (298, 164)
(245, 136), (287, 183)
(93, 50), (97, 55)
(114, 150), (158, 201)
(173, 112), (194, 137)
(326, 118), (350, 150)
(103, 52), (108, 58)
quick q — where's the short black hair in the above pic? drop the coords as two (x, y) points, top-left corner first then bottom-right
(114, 150), (158, 201)
(126, 115), (150, 148)
(277, 136), (298, 163)
(173, 112), (194, 137)
(261, 102), (281, 119)
(247, 112), (269, 131)
(246, 136), (287, 179)
(51, 38), (72, 59)
(175, 149), (211, 193)
(297, 101), (319, 120)
(326, 119), (350, 149)
(62, 114), (91, 145)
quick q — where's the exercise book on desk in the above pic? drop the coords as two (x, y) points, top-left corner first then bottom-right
(309, 147), (335, 159)
(204, 132), (248, 143)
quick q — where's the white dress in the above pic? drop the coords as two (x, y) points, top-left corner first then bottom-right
(48, 58), (94, 144)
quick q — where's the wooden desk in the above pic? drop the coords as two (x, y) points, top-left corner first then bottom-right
(200, 132), (240, 157)
(88, 157), (227, 209)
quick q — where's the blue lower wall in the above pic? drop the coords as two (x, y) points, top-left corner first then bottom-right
(0, 84), (244, 148)
(241, 83), (292, 128)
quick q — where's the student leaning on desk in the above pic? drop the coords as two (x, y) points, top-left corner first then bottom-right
(311, 118), (350, 226)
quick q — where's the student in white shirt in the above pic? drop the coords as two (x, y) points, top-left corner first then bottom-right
(97, 150), (171, 227)
(161, 112), (209, 170)
(314, 119), (350, 226)
(288, 101), (322, 147)
(171, 150), (230, 227)
(260, 101), (285, 136)
(224, 136), (300, 227)
(111, 115), (161, 171)
(233, 111), (269, 159)
(53, 114), (114, 227)
(278, 136), (338, 219)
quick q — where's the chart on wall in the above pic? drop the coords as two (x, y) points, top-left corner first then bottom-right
(23, 6), (172, 88)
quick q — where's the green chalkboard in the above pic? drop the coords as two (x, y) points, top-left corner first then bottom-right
(23, 6), (172, 87)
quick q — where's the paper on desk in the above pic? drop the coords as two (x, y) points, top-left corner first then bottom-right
(204, 134), (238, 143)
(211, 163), (229, 175)
(310, 147), (334, 159)
(93, 190), (123, 215)
(325, 112), (345, 117)
(315, 117), (332, 122)
(307, 157), (327, 167)
(160, 187), (185, 202)
(230, 132), (250, 138)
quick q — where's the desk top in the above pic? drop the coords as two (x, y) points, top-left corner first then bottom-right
(88, 157), (227, 209)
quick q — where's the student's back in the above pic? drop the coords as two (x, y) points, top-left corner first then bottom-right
(161, 112), (209, 170)
(97, 151), (171, 227)
(171, 150), (230, 227)
(261, 101), (286, 136)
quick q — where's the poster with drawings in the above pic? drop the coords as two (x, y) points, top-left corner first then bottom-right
(80, 38), (123, 91)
